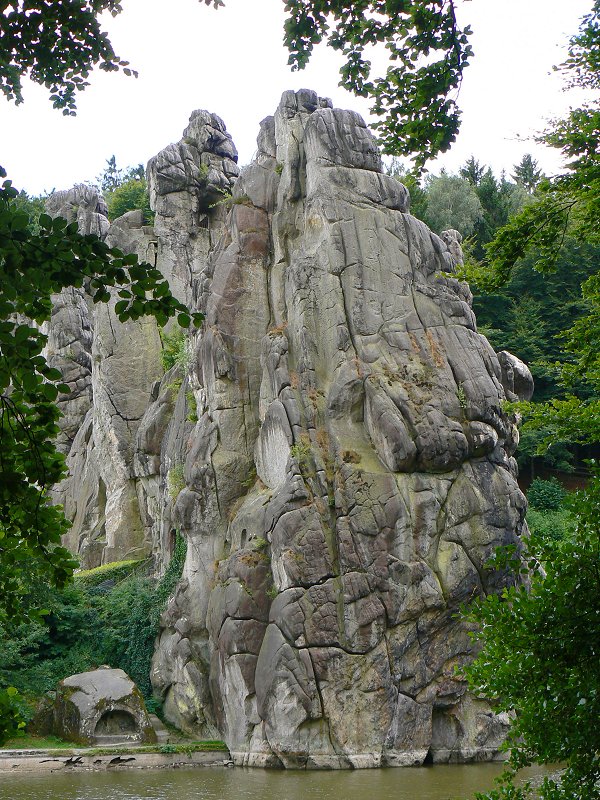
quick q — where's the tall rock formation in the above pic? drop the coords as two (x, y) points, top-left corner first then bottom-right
(50, 91), (533, 769)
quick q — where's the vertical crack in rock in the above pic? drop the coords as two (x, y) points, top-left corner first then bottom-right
(49, 91), (532, 768)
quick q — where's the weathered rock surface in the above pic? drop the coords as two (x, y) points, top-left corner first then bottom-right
(48, 190), (164, 564)
(147, 109), (239, 306)
(41, 186), (108, 455)
(51, 667), (156, 745)
(50, 91), (532, 768)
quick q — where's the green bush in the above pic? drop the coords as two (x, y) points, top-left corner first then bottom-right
(105, 177), (154, 224)
(526, 507), (575, 545)
(145, 697), (162, 716)
(0, 688), (24, 744)
(151, 535), (186, 627)
(0, 542), (187, 704)
(527, 477), (567, 511)
(95, 576), (156, 697)
(74, 559), (146, 590)
(160, 327), (189, 372)
(186, 391), (198, 423)
(0, 584), (99, 696)
(167, 463), (186, 501)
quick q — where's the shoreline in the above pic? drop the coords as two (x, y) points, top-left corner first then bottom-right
(0, 743), (232, 774)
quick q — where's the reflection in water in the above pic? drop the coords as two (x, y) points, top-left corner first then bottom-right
(0, 764), (556, 800)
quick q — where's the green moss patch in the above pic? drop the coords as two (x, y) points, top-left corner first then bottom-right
(75, 559), (148, 589)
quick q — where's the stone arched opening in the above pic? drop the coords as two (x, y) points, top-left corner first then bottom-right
(94, 709), (139, 739)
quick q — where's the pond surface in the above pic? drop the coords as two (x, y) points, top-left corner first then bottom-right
(0, 763), (556, 800)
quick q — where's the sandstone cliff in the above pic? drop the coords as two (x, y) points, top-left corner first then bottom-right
(49, 91), (533, 768)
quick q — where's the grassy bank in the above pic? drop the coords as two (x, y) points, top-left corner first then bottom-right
(0, 730), (228, 755)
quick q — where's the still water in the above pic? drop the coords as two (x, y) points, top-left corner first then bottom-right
(0, 764), (554, 800)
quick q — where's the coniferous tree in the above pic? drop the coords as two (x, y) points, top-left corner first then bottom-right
(512, 153), (544, 193)
(98, 155), (122, 192)
(459, 155), (486, 187)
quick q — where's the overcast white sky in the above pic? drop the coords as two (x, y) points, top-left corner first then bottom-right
(0, 0), (592, 194)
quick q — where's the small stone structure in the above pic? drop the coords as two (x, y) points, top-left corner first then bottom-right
(51, 667), (157, 746)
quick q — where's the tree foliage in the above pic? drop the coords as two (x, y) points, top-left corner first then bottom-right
(390, 159), (595, 479)
(512, 154), (543, 194)
(421, 171), (482, 237)
(485, 3), (599, 280)
(526, 477), (567, 512)
(98, 155), (118, 191)
(464, 8), (600, 796)
(487, 230), (600, 456)
(460, 156), (486, 187)
(392, 159), (527, 256)
(525, 506), (575, 547)
(466, 475), (600, 800)
(98, 155), (143, 192)
(472, 168), (528, 258)
(456, 3), (600, 463)
(96, 156), (153, 223)
(0, 0), (133, 113)
(105, 176), (153, 223)
(394, 160), (592, 476)
(0, 0), (222, 113)
(0, 539), (186, 705)
(0, 173), (201, 627)
(283, 0), (472, 166)
(474, 238), (597, 403)
(9, 190), (46, 231)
